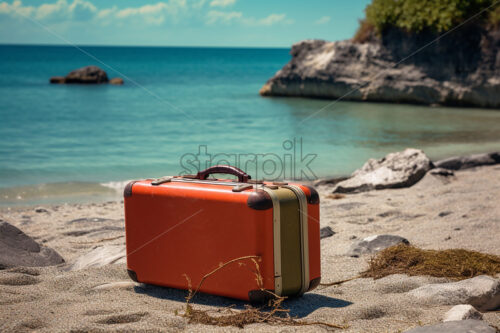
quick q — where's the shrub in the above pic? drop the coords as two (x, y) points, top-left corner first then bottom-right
(488, 4), (500, 27)
(353, 19), (377, 43)
(358, 0), (498, 34)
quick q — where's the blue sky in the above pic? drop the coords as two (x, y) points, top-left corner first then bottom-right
(0, 0), (370, 47)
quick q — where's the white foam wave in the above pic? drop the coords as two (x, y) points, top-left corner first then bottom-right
(100, 180), (133, 193)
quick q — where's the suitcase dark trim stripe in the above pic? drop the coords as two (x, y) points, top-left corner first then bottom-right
(246, 190), (273, 210)
(123, 181), (137, 197)
(303, 185), (320, 204)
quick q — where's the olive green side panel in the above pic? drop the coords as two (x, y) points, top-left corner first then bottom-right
(273, 188), (302, 296)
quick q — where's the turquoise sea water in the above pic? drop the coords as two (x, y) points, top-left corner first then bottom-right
(1, 44), (500, 205)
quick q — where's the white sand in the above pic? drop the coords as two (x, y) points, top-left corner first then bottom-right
(1, 165), (499, 332)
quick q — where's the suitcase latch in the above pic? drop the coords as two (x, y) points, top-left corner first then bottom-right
(232, 184), (253, 192)
(151, 176), (173, 185)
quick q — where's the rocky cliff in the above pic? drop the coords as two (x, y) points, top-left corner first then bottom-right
(260, 25), (500, 108)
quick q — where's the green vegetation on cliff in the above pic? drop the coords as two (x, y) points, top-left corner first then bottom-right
(354, 0), (500, 41)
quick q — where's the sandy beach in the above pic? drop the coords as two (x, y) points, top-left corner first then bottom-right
(1, 163), (499, 332)
(3, 0), (500, 331)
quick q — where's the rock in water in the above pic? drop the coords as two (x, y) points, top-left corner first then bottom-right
(69, 245), (126, 271)
(67, 66), (107, 83)
(65, 66), (108, 84)
(408, 275), (500, 311)
(333, 148), (432, 193)
(0, 221), (64, 269)
(434, 152), (500, 170)
(404, 320), (496, 333)
(109, 77), (124, 85)
(50, 66), (123, 85)
(49, 76), (65, 84)
(443, 304), (483, 322)
(346, 234), (409, 257)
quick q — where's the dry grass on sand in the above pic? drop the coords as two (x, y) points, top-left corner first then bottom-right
(362, 244), (500, 280)
(181, 256), (346, 329)
(182, 244), (500, 328)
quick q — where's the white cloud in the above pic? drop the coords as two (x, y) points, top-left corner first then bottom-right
(209, 0), (235, 8)
(105, 0), (187, 25)
(34, 0), (96, 21)
(0, 0), (34, 17)
(0, 0), (96, 21)
(96, 6), (115, 20)
(0, 0), (187, 25)
(206, 11), (291, 26)
(1, 0), (291, 28)
(314, 15), (330, 25)
(244, 13), (289, 26)
(206, 10), (241, 24)
(115, 1), (183, 19)
(69, 0), (96, 21)
(36, 0), (66, 21)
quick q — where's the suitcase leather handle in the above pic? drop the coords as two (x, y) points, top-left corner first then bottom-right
(196, 165), (251, 182)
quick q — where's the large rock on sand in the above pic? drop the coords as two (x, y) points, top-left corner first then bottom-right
(434, 152), (500, 170)
(333, 148), (432, 193)
(50, 66), (123, 85)
(443, 304), (483, 322)
(320, 226), (335, 239)
(408, 275), (500, 311)
(404, 320), (496, 333)
(0, 221), (64, 269)
(69, 245), (126, 271)
(346, 234), (409, 257)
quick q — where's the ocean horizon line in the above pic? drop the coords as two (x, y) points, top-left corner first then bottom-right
(0, 42), (292, 50)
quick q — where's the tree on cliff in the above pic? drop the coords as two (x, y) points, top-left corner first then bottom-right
(354, 0), (500, 42)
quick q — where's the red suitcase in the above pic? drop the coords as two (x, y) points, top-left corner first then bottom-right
(124, 165), (321, 301)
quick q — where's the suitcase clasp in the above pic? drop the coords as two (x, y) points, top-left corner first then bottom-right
(151, 176), (173, 185)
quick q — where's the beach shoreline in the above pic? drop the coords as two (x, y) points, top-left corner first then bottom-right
(2, 146), (500, 208)
(1, 152), (499, 332)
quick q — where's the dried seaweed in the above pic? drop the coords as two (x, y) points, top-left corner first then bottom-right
(181, 256), (346, 329)
(362, 244), (500, 280)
